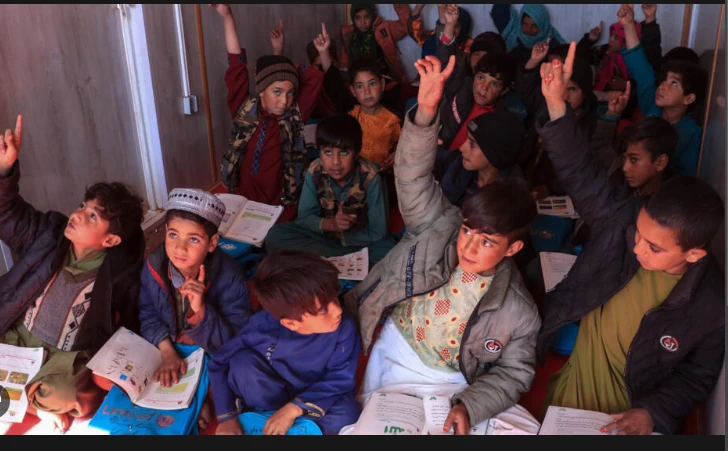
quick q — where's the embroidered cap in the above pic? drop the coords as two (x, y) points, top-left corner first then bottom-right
(166, 188), (226, 228)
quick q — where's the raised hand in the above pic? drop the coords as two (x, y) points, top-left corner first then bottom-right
(606, 81), (631, 117)
(588, 21), (604, 42)
(617, 4), (635, 27)
(0, 115), (23, 177)
(313, 23), (330, 53)
(526, 38), (551, 70)
(209, 4), (231, 17)
(270, 19), (285, 56)
(413, 55), (456, 126)
(642, 4), (657, 23)
(540, 41), (577, 121)
(442, 4), (459, 25)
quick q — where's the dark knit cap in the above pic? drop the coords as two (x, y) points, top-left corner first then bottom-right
(570, 57), (594, 96)
(255, 55), (299, 96)
(467, 111), (526, 170)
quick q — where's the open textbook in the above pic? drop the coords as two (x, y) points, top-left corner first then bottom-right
(0, 344), (43, 423)
(539, 406), (615, 435)
(352, 392), (488, 435)
(215, 193), (283, 247)
(326, 247), (369, 281)
(86, 327), (204, 410)
(537, 196), (578, 218)
(539, 252), (578, 292)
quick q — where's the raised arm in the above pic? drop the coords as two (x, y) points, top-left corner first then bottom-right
(214, 4), (250, 117)
(619, 4), (659, 117)
(388, 3), (412, 42)
(640, 4), (663, 75)
(211, 4), (241, 54)
(516, 39), (550, 117)
(314, 24), (357, 114)
(407, 4), (430, 47)
(435, 5), (469, 98)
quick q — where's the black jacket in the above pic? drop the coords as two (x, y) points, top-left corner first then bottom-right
(534, 108), (725, 435)
(0, 162), (145, 355)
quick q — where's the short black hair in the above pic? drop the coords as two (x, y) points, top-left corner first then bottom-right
(254, 250), (340, 321)
(84, 182), (144, 242)
(471, 31), (507, 54)
(348, 57), (383, 83)
(663, 46), (700, 65)
(316, 113), (363, 153)
(165, 209), (218, 239)
(474, 51), (516, 89)
(658, 60), (708, 111)
(617, 116), (678, 161)
(645, 176), (724, 251)
(461, 179), (537, 244)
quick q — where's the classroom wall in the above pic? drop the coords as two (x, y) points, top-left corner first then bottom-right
(375, 4), (688, 82)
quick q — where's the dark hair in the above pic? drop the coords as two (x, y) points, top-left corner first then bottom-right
(165, 209), (218, 239)
(472, 31), (507, 55)
(306, 40), (338, 67)
(254, 250), (341, 321)
(617, 116), (678, 161)
(316, 113), (363, 153)
(474, 51), (516, 88)
(663, 46), (700, 66)
(658, 60), (708, 111)
(84, 182), (144, 242)
(461, 179), (537, 244)
(348, 57), (383, 83)
(645, 176), (724, 251)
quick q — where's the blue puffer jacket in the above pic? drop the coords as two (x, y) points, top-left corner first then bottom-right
(138, 245), (252, 355)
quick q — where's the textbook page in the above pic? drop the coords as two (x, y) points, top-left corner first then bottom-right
(420, 395), (488, 435)
(134, 347), (205, 410)
(353, 392), (428, 435)
(0, 344), (43, 423)
(537, 196), (578, 218)
(216, 193), (249, 237)
(540, 252), (578, 292)
(221, 198), (283, 247)
(326, 248), (369, 281)
(539, 406), (615, 435)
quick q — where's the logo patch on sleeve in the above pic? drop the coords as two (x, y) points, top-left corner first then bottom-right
(484, 339), (503, 354)
(660, 335), (679, 352)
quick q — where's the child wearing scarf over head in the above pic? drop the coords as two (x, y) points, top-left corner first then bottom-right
(491, 4), (566, 66)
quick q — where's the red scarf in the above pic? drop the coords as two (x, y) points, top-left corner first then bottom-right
(594, 22), (642, 91)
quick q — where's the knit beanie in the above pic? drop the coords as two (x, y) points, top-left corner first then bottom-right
(467, 111), (526, 170)
(255, 55), (299, 96)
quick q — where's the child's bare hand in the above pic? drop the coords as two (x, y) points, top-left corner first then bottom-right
(606, 80), (631, 117)
(540, 41), (576, 121)
(263, 403), (302, 435)
(413, 55), (456, 125)
(270, 19), (285, 55)
(155, 347), (186, 387)
(588, 21), (604, 42)
(37, 409), (72, 433)
(526, 38), (550, 69)
(313, 23), (330, 53)
(0, 115), (23, 176)
(602, 408), (654, 435)
(443, 403), (470, 435)
(617, 4), (635, 26)
(642, 4), (657, 23)
(442, 4), (459, 25)
(335, 202), (357, 231)
(209, 4), (231, 17)
(216, 418), (243, 435)
(179, 265), (206, 315)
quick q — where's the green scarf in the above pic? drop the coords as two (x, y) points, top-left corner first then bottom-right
(65, 248), (107, 276)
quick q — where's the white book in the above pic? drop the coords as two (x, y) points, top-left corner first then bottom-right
(326, 248), (369, 281)
(215, 193), (283, 247)
(539, 252), (578, 292)
(537, 195), (578, 218)
(0, 344), (44, 423)
(539, 406), (616, 435)
(86, 327), (204, 410)
(352, 392), (488, 435)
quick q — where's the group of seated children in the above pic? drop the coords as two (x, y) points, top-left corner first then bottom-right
(0, 2), (723, 437)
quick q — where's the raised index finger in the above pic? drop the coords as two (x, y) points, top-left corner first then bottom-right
(562, 41), (577, 79)
(322, 22), (328, 37)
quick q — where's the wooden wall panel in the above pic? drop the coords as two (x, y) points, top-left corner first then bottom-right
(0, 4), (145, 214)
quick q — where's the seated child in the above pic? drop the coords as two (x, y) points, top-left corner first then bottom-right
(408, 4), (473, 59)
(139, 188), (252, 377)
(212, 4), (324, 224)
(0, 115), (146, 431)
(618, 4), (707, 176)
(437, 110), (527, 208)
(265, 114), (396, 268)
(490, 3), (565, 66)
(210, 250), (361, 435)
(535, 42), (725, 435)
(313, 24), (401, 171)
(343, 56), (542, 435)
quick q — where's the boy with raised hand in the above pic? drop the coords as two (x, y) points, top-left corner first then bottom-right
(535, 42), (724, 435)
(342, 55), (542, 435)
(0, 115), (146, 431)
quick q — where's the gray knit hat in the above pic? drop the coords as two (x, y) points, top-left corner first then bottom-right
(166, 188), (226, 228)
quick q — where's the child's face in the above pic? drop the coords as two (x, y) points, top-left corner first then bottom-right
(459, 132), (491, 173)
(64, 199), (121, 252)
(608, 31), (621, 53)
(456, 224), (523, 276)
(520, 13), (539, 37)
(165, 217), (218, 277)
(656, 72), (694, 109)
(621, 141), (667, 190)
(260, 81), (296, 116)
(282, 297), (343, 335)
(350, 71), (384, 109)
(473, 72), (508, 106)
(470, 51), (487, 75)
(321, 145), (357, 185)
(563, 80), (584, 112)
(633, 209), (705, 275)
(353, 9), (373, 33)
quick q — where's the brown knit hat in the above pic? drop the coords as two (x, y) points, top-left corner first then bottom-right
(255, 55), (299, 96)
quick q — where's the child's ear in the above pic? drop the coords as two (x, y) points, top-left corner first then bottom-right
(208, 233), (220, 253)
(683, 92), (697, 106)
(103, 234), (122, 248)
(655, 154), (669, 172)
(685, 247), (708, 264)
(504, 239), (524, 257)
(280, 318), (299, 332)
(349, 85), (357, 97)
